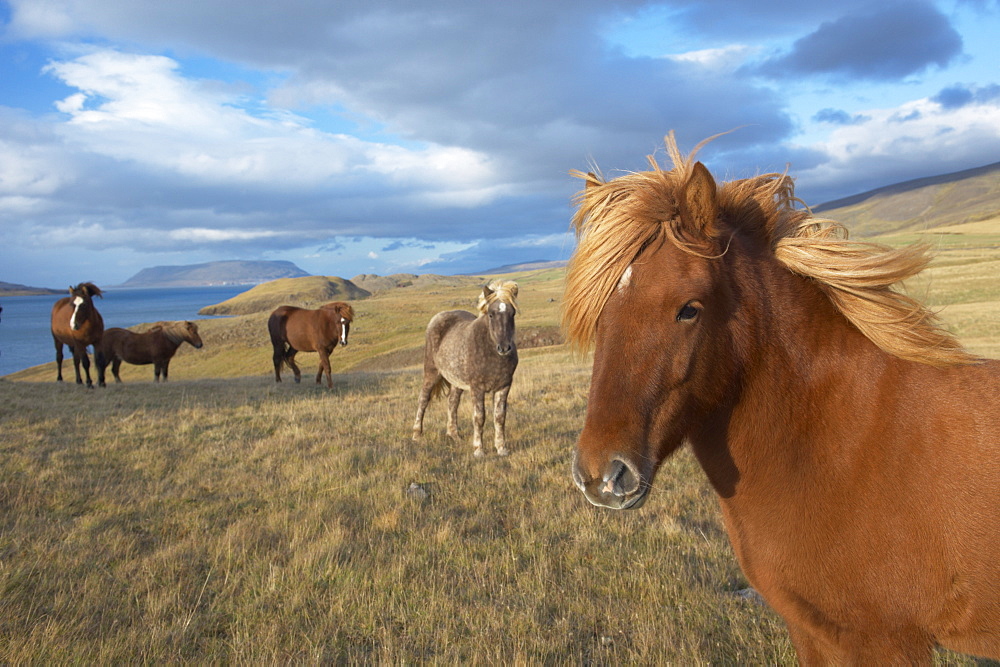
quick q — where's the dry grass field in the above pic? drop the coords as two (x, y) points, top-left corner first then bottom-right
(2, 228), (999, 662)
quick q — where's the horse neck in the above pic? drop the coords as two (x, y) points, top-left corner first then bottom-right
(690, 239), (896, 497)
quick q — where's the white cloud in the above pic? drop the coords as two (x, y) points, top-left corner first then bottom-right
(666, 45), (755, 70)
(41, 50), (502, 198)
(169, 227), (286, 242)
(800, 96), (1000, 197)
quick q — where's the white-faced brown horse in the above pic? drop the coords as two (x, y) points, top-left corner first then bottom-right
(412, 280), (519, 457)
(563, 133), (999, 664)
(268, 302), (354, 388)
(96, 320), (203, 385)
(50, 282), (104, 388)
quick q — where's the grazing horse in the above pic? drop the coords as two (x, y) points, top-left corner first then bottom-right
(563, 133), (1000, 664)
(50, 282), (104, 388)
(96, 321), (203, 385)
(268, 302), (354, 388)
(412, 280), (519, 457)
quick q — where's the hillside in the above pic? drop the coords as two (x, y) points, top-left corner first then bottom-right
(815, 161), (1000, 237)
(0, 281), (61, 296)
(0, 262), (992, 664)
(197, 275), (372, 316)
(119, 260), (310, 288)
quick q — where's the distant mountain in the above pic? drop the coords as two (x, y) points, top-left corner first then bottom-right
(0, 281), (61, 296)
(814, 161), (1000, 237)
(199, 276), (371, 315)
(119, 260), (310, 288)
(350, 273), (477, 293)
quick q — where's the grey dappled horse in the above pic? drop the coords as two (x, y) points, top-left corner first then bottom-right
(412, 280), (519, 457)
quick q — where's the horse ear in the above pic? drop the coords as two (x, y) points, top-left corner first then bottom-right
(680, 161), (720, 238)
(585, 172), (599, 190)
(483, 285), (494, 299)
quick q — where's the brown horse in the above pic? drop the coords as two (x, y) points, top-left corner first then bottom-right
(268, 302), (354, 388)
(563, 133), (999, 664)
(96, 321), (203, 385)
(50, 282), (104, 388)
(412, 280), (519, 457)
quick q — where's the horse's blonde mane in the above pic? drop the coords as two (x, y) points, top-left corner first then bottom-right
(478, 280), (519, 315)
(563, 132), (977, 367)
(322, 302), (355, 320)
(151, 321), (196, 345)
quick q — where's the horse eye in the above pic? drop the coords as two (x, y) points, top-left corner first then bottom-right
(676, 302), (700, 322)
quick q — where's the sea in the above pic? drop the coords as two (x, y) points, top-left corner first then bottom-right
(0, 285), (249, 377)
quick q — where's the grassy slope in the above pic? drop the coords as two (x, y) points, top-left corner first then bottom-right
(2, 249), (997, 662)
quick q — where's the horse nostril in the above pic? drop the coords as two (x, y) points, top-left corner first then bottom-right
(603, 459), (640, 497)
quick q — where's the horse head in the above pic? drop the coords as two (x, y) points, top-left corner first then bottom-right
(68, 282), (103, 331)
(479, 281), (518, 357)
(565, 160), (739, 510)
(325, 302), (354, 346)
(182, 321), (204, 349)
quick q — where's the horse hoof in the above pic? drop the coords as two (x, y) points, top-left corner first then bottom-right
(496, 447), (509, 457)
(473, 447), (485, 458)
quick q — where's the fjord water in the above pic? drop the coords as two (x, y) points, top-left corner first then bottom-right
(0, 285), (248, 377)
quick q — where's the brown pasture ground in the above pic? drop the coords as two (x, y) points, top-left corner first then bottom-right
(1, 246), (997, 662)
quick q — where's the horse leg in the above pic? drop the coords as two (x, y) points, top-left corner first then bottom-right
(492, 386), (511, 456)
(54, 338), (64, 382)
(316, 350), (333, 388)
(447, 387), (463, 443)
(272, 344), (284, 383)
(71, 346), (85, 385)
(80, 347), (94, 388)
(95, 349), (107, 387)
(471, 390), (486, 457)
(286, 349), (301, 383)
(112, 358), (123, 383)
(412, 372), (442, 441)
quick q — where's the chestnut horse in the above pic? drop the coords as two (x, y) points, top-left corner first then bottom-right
(50, 282), (104, 388)
(563, 133), (999, 664)
(96, 321), (203, 385)
(268, 302), (354, 388)
(412, 280), (519, 457)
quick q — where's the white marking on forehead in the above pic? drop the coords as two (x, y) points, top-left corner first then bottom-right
(617, 265), (633, 291)
(498, 302), (507, 312)
(70, 297), (83, 330)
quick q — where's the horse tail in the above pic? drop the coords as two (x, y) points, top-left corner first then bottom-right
(267, 311), (292, 366)
(429, 375), (450, 400)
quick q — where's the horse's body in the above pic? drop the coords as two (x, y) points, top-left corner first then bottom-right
(268, 302), (354, 388)
(412, 281), (519, 457)
(97, 321), (203, 385)
(563, 134), (999, 664)
(50, 282), (104, 388)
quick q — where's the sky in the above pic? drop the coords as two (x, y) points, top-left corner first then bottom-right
(1, 0), (999, 288)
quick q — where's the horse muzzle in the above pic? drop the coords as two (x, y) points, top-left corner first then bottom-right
(496, 343), (514, 356)
(573, 455), (649, 510)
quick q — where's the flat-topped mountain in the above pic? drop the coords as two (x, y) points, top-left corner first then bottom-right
(119, 260), (310, 288)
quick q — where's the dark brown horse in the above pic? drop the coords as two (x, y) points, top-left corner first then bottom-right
(50, 282), (104, 388)
(562, 133), (999, 664)
(412, 281), (518, 457)
(268, 302), (354, 388)
(96, 321), (203, 385)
